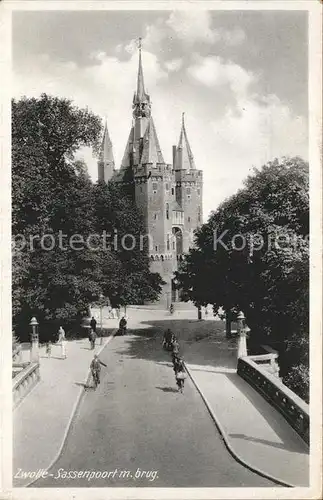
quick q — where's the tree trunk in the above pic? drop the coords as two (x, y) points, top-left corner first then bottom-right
(225, 311), (232, 338)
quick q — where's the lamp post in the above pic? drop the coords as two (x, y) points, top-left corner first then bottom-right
(99, 294), (104, 345)
(237, 311), (247, 359)
(29, 316), (39, 362)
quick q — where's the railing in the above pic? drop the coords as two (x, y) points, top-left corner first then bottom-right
(13, 362), (40, 409)
(248, 352), (280, 377)
(237, 356), (309, 445)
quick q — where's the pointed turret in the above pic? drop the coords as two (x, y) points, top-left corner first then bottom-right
(98, 120), (115, 183)
(174, 113), (196, 170)
(141, 117), (165, 164)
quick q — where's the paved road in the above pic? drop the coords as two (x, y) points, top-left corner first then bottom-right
(34, 332), (274, 488)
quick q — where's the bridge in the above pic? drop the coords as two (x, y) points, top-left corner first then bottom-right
(13, 306), (309, 488)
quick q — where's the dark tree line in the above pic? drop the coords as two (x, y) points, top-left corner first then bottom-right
(12, 94), (163, 341)
(176, 157), (309, 401)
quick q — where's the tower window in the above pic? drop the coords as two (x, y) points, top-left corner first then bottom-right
(165, 183), (169, 191)
(197, 206), (201, 223)
(171, 187), (174, 195)
(197, 188), (200, 196)
(186, 187), (191, 195)
(155, 245), (158, 252)
(154, 213), (158, 220)
(188, 216), (191, 222)
(167, 234), (170, 251)
(187, 195), (191, 201)
(152, 182), (158, 193)
(166, 203), (169, 220)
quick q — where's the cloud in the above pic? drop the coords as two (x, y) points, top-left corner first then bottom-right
(164, 58), (183, 72)
(187, 55), (255, 97)
(118, 11), (247, 54)
(166, 11), (218, 44)
(216, 27), (246, 46)
(13, 49), (168, 178)
(13, 43), (307, 220)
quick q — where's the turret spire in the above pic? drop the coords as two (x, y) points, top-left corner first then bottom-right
(98, 119), (115, 183)
(175, 112), (196, 170)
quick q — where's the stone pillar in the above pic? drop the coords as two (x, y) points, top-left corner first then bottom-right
(197, 305), (202, 320)
(237, 311), (247, 358)
(29, 317), (39, 363)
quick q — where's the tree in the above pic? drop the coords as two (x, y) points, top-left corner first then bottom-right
(176, 157), (309, 400)
(12, 94), (163, 339)
(92, 181), (164, 308)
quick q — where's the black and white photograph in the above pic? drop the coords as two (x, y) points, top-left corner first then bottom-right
(1, 1), (322, 499)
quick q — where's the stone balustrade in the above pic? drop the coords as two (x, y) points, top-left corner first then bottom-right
(13, 362), (40, 409)
(237, 356), (309, 445)
(248, 353), (280, 377)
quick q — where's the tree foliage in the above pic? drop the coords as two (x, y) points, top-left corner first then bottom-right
(12, 94), (163, 340)
(176, 157), (309, 400)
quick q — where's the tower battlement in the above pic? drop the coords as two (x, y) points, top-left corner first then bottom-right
(175, 169), (203, 185)
(133, 163), (173, 179)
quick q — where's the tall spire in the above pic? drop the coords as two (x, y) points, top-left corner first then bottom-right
(133, 38), (151, 119)
(175, 112), (196, 170)
(136, 37), (145, 101)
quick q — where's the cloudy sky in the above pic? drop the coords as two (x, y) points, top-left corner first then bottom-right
(12, 9), (308, 220)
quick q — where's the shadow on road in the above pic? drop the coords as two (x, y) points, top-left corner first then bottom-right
(111, 317), (306, 455)
(113, 319), (226, 367)
(155, 386), (179, 393)
(228, 433), (296, 451)
(225, 373), (307, 453)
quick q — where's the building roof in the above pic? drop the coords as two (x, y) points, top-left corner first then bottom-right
(175, 113), (196, 170)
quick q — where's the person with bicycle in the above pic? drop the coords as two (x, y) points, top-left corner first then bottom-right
(90, 354), (107, 388)
(173, 355), (186, 393)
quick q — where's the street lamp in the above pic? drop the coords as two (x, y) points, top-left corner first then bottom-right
(29, 316), (39, 362)
(99, 294), (104, 345)
(237, 311), (247, 359)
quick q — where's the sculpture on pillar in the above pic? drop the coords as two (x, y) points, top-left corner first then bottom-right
(237, 311), (248, 359)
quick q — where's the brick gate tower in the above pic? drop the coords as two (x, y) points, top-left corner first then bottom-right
(98, 44), (203, 307)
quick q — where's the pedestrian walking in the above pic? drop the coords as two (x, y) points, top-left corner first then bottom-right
(90, 316), (97, 333)
(58, 326), (66, 359)
(118, 315), (127, 335)
(46, 341), (52, 358)
(90, 329), (97, 349)
(90, 354), (107, 389)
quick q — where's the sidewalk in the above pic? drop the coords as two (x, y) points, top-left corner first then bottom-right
(13, 317), (118, 487)
(183, 333), (309, 487)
